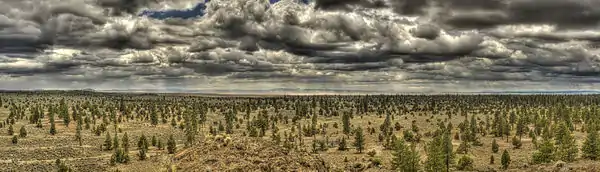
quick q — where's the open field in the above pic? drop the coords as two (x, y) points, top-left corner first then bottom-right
(1, 91), (600, 171)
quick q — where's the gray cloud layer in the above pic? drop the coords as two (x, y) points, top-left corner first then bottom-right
(0, 0), (599, 91)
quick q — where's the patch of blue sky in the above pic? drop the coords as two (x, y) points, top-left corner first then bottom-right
(140, 0), (310, 20)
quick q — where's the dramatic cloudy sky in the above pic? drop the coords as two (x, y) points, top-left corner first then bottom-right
(1, 0), (600, 93)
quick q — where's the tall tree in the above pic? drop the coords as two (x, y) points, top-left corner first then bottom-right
(354, 127), (365, 153)
(501, 150), (510, 170)
(532, 135), (555, 164)
(492, 139), (499, 153)
(469, 114), (477, 142)
(582, 124), (600, 160)
(556, 122), (578, 162)
(424, 129), (452, 172)
(104, 131), (112, 151)
(50, 112), (57, 135)
(167, 134), (176, 154)
(19, 126), (26, 138)
(342, 112), (351, 135)
(391, 139), (420, 172)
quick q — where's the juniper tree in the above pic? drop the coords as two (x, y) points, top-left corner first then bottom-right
(457, 155), (474, 171)
(391, 139), (420, 172)
(469, 114), (477, 142)
(7, 124), (13, 135)
(113, 132), (119, 153)
(150, 110), (159, 126)
(121, 132), (130, 163)
(516, 116), (526, 139)
(170, 118), (177, 128)
(50, 112), (57, 135)
(342, 112), (351, 135)
(19, 126), (26, 138)
(122, 132), (129, 149)
(555, 122), (578, 162)
(511, 136), (522, 149)
(167, 134), (176, 154)
(501, 149), (510, 170)
(75, 123), (82, 146)
(138, 134), (149, 151)
(582, 124), (600, 160)
(109, 132), (127, 165)
(354, 127), (365, 153)
(225, 110), (235, 134)
(492, 139), (499, 153)
(138, 135), (149, 160)
(532, 135), (555, 164)
(157, 139), (164, 150)
(425, 134), (445, 172)
(11, 135), (17, 144)
(310, 113), (318, 136)
(457, 140), (469, 154)
(104, 131), (112, 151)
(380, 113), (391, 137)
(425, 127), (453, 172)
(338, 137), (347, 151)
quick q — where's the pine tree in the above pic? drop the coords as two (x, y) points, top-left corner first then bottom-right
(512, 136), (522, 149)
(19, 126), (27, 138)
(457, 155), (474, 171)
(582, 125), (600, 160)
(138, 145), (147, 160)
(424, 133), (446, 172)
(50, 113), (57, 135)
(443, 126), (455, 170)
(157, 139), (164, 150)
(354, 127), (365, 153)
(490, 154), (494, 164)
(11, 135), (18, 144)
(516, 116), (526, 139)
(75, 120), (82, 146)
(492, 139), (499, 153)
(138, 134), (149, 151)
(342, 112), (351, 135)
(121, 132), (130, 163)
(113, 132), (119, 153)
(8, 124), (13, 135)
(104, 131), (112, 151)
(310, 113), (318, 136)
(63, 110), (71, 128)
(391, 139), (420, 172)
(138, 134), (149, 160)
(167, 134), (176, 154)
(532, 136), (555, 164)
(338, 137), (347, 151)
(170, 118), (177, 128)
(122, 132), (129, 148)
(503, 118), (510, 142)
(151, 110), (158, 126)
(151, 135), (157, 147)
(556, 122), (578, 162)
(469, 114), (477, 142)
(501, 150), (510, 170)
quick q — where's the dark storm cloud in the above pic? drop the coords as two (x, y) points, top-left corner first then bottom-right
(97, 0), (157, 15)
(437, 0), (600, 29)
(1, 0), (600, 91)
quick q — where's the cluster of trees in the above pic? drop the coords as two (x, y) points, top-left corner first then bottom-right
(3, 92), (600, 170)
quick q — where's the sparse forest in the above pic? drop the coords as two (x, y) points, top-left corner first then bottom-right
(1, 90), (600, 171)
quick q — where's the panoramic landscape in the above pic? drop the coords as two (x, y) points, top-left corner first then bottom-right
(3, 0), (600, 171)
(1, 91), (600, 171)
